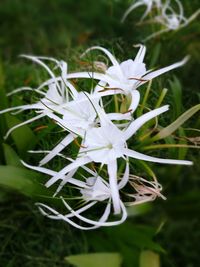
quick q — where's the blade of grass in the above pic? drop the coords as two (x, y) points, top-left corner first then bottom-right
(151, 104), (200, 142)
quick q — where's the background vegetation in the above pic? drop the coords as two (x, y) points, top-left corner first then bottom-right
(0, 0), (199, 266)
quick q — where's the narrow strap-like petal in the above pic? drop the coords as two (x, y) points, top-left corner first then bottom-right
(123, 148), (193, 165)
(39, 134), (74, 166)
(20, 55), (62, 95)
(107, 160), (121, 215)
(121, 1), (144, 22)
(45, 157), (91, 188)
(124, 105), (169, 140)
(81, 46), (124, 79)
(143, 56), (189, 79)
(129, 90), (140, 114)
(4, 113), (45, 140)
(118, 161), (129, 189)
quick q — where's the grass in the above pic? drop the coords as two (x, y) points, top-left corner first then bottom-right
(0, 0), (200, 266)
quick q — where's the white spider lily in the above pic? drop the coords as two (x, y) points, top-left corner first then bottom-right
(0, 56), (78, 139)
(82, 45), (189, 97)
(45, 105), (192, 215)
(22, 160), (128, 230)
(39, 91), (132, 166)
(144, 0), (200, 41)
(121, 0), (161, 23)
(0, 83), (71, 140)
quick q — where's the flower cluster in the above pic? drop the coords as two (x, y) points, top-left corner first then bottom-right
(122, 0), (200, 41)
(0, 45), (193, 229)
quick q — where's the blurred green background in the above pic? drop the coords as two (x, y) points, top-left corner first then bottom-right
(0, 0), (200, 266)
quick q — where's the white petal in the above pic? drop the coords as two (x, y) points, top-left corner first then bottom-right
(118, 161), (129, 189)
(134, 45), (146, 63)
(4, 113), (45, 140)
(39, 134), (74, 166)
(123, 148), (193, 165)
(20, 55), (62, 95)
(62, 197), (127, 227)
(45, 157), (91, 187)
(107, 160), (121, 214)
(124, 105), (169, 140)
(21, 161), (56, 176)
(53, 169), (78, 197)
(129, 90), (140, 114)
(81, 46), (124, 79)
(121, 1), (144, 22)
(143, 56), (189, 80)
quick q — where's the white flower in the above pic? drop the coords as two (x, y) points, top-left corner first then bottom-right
(121, 0), (161, 23)
(0, 56), (77, 139)
(82, 45), (189, 97)
(39, 91), (132, 166)
(44, 105), (192, 215)
(144, 0), (200, 41)
(22, 160), (128, 230)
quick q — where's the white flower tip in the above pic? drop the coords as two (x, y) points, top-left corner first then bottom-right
(20, 160), (26, 166)
(19, 54), (30, 59)
(133, 43), (144, 48)
(80, 46), (102, 58)
(182, 55), (190, 64)
(181, 160), (193, 166)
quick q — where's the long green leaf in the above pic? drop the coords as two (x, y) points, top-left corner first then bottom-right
(65, 253), (122, 267)
(3, 143), (23, 167)
(151, 104), (200, 141)
(0, 165), (50, 198)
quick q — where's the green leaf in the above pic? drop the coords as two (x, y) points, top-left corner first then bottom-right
(140, 250), (160, 267)
(65, 253), (122, 267)
(3, 143), (23, 167)
(150, 43), (161, 68)
(169, 76), (182, 118)
(103, 223), (165, 253)
(5, 114), (37, 156)
(151, 104), (200, 142)
(127, 203), (152, 217)
(0, 165), (50, 198)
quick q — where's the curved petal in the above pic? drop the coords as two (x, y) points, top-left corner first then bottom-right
(45, 157), (91, 188)
(134, 45), (146, 63)
(121, 1), (144, 22)
(107, 160), (121, 214)
(129, 90), (140, 114)
(123, 148), (193, 165)
(81, 46), (124, 79)
(124, 105), (169, 140)
(4, 113), (45, 140)
(39, 134), (74, 166)
(62, 197), (127, 227)
(143, 56), (189, 79)
(20, 55), (62, 95)
(118, 161), (129, 189)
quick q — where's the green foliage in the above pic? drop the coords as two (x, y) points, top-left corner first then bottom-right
(3, 143), (23, 167)
(0, 165), (50, 198)
(66, 253), (122, 267)
(0, 0), (199, 266)
(152, 104), (200, 141)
